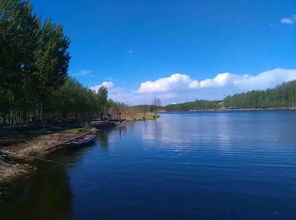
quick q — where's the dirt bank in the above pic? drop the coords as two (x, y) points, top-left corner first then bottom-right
(0, 127), (96, 182)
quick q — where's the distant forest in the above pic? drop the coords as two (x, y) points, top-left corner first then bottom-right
(165, 100), (221, 111)
(223, 80), (296, 108)
(164, 80), (296, 111)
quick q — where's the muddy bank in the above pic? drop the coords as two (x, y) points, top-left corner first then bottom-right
(0, 127), (96, 182)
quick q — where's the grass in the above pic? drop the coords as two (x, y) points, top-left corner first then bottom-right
(61, 126), (93, 133)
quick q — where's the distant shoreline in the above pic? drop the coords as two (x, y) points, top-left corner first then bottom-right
(161, 107), (296, 112)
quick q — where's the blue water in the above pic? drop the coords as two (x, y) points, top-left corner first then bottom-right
(1, 111), (296, 219)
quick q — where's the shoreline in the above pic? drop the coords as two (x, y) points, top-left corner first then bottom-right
(0, 115), (160, 182)
(0, 127), (96, 182)
(162, 107), (296, 112)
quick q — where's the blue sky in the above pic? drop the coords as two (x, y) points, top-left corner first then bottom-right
(31, 0), (296, 105)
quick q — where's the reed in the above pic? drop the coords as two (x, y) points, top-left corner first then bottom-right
(122, 112), (159, 121)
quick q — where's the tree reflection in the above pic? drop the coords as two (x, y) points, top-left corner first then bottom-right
(0, 125), (131, 219)
(96, 126), (128, 150)
(97, 129), (109, 150)
(0, 161), (72, 220)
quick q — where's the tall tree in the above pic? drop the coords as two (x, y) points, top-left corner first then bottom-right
(97, 87), (108, 114)
(0, 0), (70, 125)
(34, 20), (70, 119)
(0, 0), (40, 124)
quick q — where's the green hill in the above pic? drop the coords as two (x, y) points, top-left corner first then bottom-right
(165, 100), (221, 111)
(224, 80), (296, 108)
(164, 80), (296, 111)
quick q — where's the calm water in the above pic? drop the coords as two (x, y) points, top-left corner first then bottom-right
(1, 111), (296, 220)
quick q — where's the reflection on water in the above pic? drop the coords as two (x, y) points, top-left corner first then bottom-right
(97, 129), (109, 150)
(1, 111), (296, 220)
(97, 126), (128, 150)
(0, 161), (72, 220)
(0, 126), (129, 219)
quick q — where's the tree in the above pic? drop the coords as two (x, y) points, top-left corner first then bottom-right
(0, 0), (70, 125)
(0, 0), (40, 124)
(151, 97), (161, 115)
(33, 20), (70, 119)
(223, 80), (296, 109)
(97, 86), (108, 114)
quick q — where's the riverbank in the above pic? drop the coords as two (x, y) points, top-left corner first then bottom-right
(223, 107), (296, 111)
(0, 114), (161, 182)
(0, 127), (96, 182)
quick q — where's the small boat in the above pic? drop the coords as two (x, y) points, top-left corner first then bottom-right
(65, 134), (96, 147)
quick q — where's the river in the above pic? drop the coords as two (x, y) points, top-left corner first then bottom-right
(1, 111), (296, 219)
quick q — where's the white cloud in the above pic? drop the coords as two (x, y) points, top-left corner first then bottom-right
(280, 15), (296, 24)
(232, 68), (296, 90)
(89, 68), (296, 105)
(193, 73), (236, 88)
(137, 72), (239, 93)
(137, 68), (296, 95)
(138, 73), (193, 93)
(90, 81), (114, 92)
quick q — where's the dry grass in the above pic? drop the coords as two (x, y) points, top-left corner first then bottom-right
(0, 163), (33, 182)
(0, 126), (96, 182)
(123, 112), (159, 121)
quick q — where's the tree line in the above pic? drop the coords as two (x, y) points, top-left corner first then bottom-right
(164, 80), (296, 111)
(0, 0), (125, 125)
(165, 100), (221, 111)
(223, 80), (296, 108)
(47, 78), (126, 122)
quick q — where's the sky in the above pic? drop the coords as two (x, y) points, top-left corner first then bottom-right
(30, 0), (296, 105)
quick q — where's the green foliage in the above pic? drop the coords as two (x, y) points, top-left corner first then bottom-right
(107, 99), (127, 114)
(224, 80), (296, 108)
(0, 0), (124, 125)
(0, 0), (40, 124)
(0, 0), (68, 124)
(165, 81), (296, 111)
(48, 78), (124, 119)
(97, 87), (108, 113)
(165, 100), (221, 111)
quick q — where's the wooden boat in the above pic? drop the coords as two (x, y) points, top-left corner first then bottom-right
(65, 134), (96, 147)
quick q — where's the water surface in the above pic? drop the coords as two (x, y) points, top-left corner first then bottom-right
(1, 111), (296, 219)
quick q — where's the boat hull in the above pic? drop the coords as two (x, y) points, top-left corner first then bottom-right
(65, 135), (96, 148)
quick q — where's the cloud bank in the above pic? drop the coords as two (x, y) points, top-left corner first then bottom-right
(90, 68), (296, 105)
(137, 68), (296, 93)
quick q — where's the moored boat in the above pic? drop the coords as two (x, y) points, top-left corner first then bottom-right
(65, 134), (96, 147)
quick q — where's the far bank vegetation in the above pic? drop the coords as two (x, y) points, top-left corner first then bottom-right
(164, 80), (296, 111)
